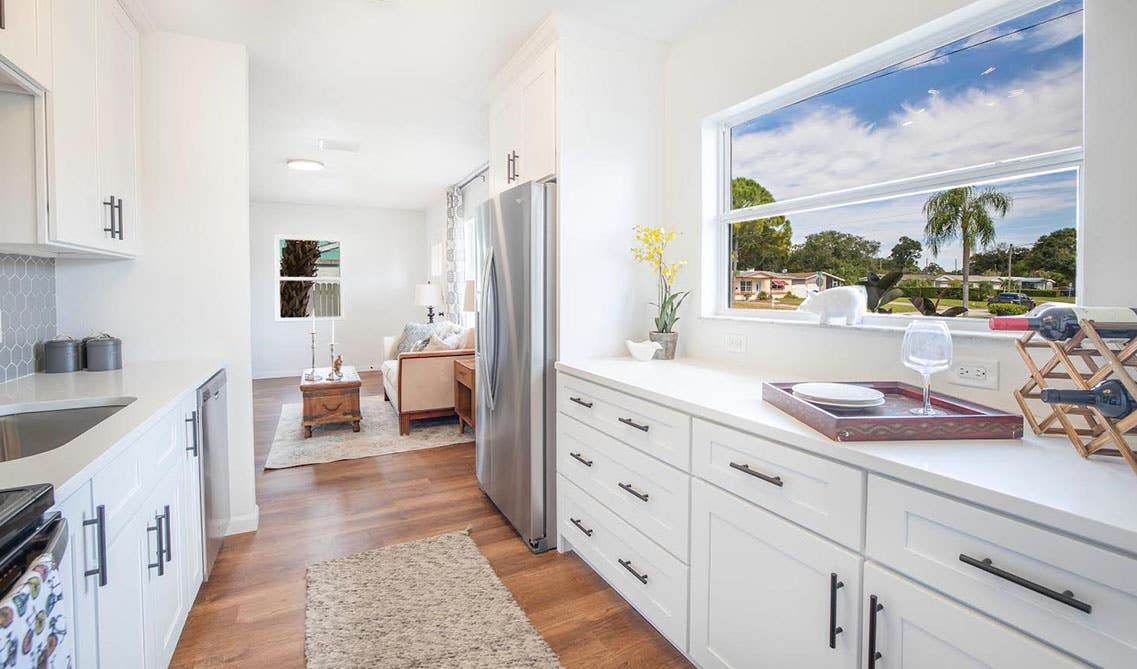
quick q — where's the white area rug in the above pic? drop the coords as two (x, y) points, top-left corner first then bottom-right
(264, 396), (469, 469)
(305, 531), (561, 668)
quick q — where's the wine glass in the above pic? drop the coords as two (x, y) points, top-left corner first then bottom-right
(901, 320), (953, 416)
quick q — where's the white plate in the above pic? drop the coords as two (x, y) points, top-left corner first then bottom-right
(794, 394), (887, 409)
(791, 382), (885, 406)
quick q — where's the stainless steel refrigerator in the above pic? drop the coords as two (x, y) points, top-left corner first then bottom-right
(475, 180), (557, 553)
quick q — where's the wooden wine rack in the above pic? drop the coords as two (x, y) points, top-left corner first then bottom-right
(1014, 320), (1137, 475)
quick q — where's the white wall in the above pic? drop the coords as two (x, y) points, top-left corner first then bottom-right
(662, 0), (1137, 410)
(424, 194), (447, 283)
(556, 17), (665, 361)
(250, 201), (425, 378)
(56, 32), (259, 533)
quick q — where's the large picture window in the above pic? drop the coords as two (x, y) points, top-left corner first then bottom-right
(719, 0), (1083, 322)
(276, 237), (342, 319)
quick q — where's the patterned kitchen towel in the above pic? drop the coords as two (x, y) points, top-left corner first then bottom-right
(0, 552), (70, 669)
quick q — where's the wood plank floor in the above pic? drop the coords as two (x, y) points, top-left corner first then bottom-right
(170, 371), (690, 668)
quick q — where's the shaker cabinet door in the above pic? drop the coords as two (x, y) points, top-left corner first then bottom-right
(95, 0), (140, 253)
(862, 562), (1087, 669)
(690, 480), (862, 669)
(96, 505), (150, 669)
(0, 0), (52, 86)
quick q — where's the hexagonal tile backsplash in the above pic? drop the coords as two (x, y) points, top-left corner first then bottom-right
(0, 255), (57, 382)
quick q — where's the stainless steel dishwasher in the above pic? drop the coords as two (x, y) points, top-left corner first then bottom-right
(197, 370), (230, 579)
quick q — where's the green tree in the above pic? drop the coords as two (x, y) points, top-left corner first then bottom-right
(786, 230), (881, 283)
(888, 236), (923, 271)
(1020, 227), (1076, 286)
(730, 178), (792, 272)
(923, 261), (946, 275)
(923, 186), (1012, 308)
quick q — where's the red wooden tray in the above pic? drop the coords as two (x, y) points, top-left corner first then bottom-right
(762, 381), (1023, 442)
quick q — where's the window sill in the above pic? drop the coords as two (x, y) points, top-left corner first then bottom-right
(702, 311), (1024, 341)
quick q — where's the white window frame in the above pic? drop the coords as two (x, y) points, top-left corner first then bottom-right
(705, 0), (1084, 335)
(274, 234), (344, 322)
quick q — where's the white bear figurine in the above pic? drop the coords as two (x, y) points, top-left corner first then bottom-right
(798, 286), (867, 326)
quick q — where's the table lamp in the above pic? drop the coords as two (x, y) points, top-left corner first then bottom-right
(414, 282), (444, 323)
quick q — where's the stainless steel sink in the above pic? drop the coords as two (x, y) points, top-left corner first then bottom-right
(0, 397), (136, 462)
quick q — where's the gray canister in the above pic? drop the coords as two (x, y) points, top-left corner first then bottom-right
(84, 335), (123, 371)
(44, 337), (83, 373)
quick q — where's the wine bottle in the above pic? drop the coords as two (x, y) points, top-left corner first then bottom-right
(989, 305), (1137, 341)
(1040, 379), (1137, 420)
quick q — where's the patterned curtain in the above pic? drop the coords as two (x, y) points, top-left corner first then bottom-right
(444, 185), (465, 320)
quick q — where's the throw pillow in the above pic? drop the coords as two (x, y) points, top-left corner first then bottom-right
(421, 335), (457, 352)
(397, 323), (437, 354)
(457, 327), (476, 350)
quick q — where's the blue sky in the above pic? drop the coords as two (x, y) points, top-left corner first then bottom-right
(731, 0), (1083, 271)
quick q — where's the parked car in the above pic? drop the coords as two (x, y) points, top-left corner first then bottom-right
(987, 292), (1037, 309)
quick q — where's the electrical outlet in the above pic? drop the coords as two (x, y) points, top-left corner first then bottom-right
(951, 359), (998, 389)
(725, 334), (746, 353)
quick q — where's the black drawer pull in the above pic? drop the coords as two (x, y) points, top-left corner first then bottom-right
(618, 417), (649, 432)
(959, 554), (1092, 614)
(83, 505), (108, 587)
(729, 461), (783, 487)
(618, 482), (649, 502)
(162, 505), (172, 563)
(569, 452), (593, 467)
(618, 558), (648, 584)
(867, 595), (883, 668)
(569, 396), (593, 409)
(570, 517), (593, 537)
(829, 573), (844, 649)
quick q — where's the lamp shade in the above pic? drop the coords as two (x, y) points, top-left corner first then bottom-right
(414, 282), (442, 307)
(462, 280), (476, 312)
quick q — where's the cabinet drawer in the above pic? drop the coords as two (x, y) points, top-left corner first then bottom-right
(559, 475), (689, 651)
(557, 374), (691, 470)
(558, 415), (690, 561)
(454, 363), (473, 387)
(692, 419), (864, 550)
(867, 476), (1137, 668)
(93, 409), (177, 542)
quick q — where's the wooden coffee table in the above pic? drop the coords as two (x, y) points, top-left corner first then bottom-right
(300, 366), (362, 438)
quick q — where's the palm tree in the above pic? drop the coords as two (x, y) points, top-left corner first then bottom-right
(922, 186), (1012, 308)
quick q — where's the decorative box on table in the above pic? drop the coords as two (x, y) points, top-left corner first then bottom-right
(763, 381), (1023, 442)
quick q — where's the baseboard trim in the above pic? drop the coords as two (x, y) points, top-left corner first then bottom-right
(225, 505), (260, 535)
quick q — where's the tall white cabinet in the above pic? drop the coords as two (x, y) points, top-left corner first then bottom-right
(60, 391), (205, 668)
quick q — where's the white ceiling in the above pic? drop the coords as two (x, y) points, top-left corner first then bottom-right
(141, 0), (725, 211)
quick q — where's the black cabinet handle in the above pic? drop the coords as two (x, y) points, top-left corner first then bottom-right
(867, 595), (883, 668)
(618, 558), (648, 584)
(569, 396), (593, 409)
(618, 417), (649, 432)
(509, 150), (519, 181)
(617, 482), (649, 502)
(505, 153), (513, 183)
(147, 516), (165, 576)
(729, 461), (783, 487)
(103, 196), (116, 237)
(959, 554), (1091, 614)
(83, 505), (108, 587)
(570, 517), (593, 537)
(186, 411), (199, 456)
(0, 0), (5, 30)
(162, 505), (172, 563)
(829, 573), (844, 649)
(569, 452), (593, 467)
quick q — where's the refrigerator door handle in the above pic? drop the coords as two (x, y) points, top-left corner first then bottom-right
(479, 247), (497, 411)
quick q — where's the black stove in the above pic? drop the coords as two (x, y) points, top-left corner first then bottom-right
(0, 484), (54, 560)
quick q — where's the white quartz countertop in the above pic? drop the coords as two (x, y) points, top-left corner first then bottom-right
(556, 357), (1137, 557)
(0, 360), (224, 500)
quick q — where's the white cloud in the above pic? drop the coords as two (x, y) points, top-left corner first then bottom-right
(732, 58), (1083, 201)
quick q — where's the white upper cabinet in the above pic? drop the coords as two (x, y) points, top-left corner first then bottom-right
(0, 0), (52, 87)
(489, 43), (556, 195)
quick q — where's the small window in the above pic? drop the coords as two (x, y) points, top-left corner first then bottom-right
(718, 0), (1083, 321)
(277, 238), (342, 319)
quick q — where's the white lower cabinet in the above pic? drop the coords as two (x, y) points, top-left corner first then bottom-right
(863, 562), (1086, 668)
(690, 480), (861, 669)
(56, 388), (207, 668)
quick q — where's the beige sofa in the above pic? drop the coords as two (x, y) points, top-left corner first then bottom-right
(381, 328), (475, 435)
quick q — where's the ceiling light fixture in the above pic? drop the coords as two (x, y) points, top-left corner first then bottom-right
(287, 158), (325, 171)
